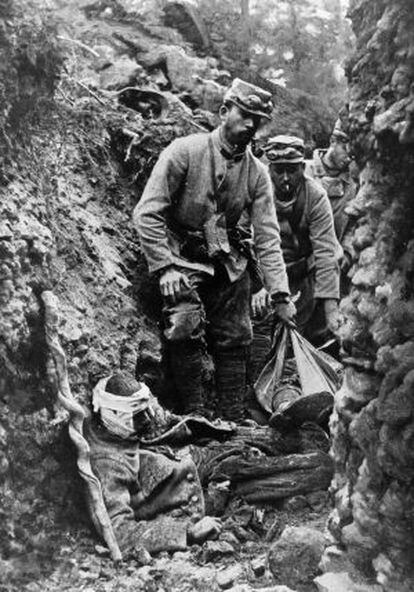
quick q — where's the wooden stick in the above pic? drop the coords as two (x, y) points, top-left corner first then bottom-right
(57, 36), (100, 58)
(71, 78), (106, 106)
(41, 291), (122, 562)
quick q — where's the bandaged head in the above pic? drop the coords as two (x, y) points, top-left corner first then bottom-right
(93, 372), (151, 439)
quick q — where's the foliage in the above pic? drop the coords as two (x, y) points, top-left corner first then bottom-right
(195, 0), (354, 116)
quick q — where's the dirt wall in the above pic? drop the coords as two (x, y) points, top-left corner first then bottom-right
(327, 1), (414, 590)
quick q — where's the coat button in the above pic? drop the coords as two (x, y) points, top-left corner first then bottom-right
(191, 495), (199, 503)
(186, 472), (195, 481)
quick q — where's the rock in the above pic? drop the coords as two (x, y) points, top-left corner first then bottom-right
(94, 544), (109, 556)
(229, 586), (297, 592)
(201, 540), (235, 563)
(283, 495), (308, 511)
(268, 526), (328, 589)
(99, 56), (145, 90)
(314, 572), (382, 592)
(219, 531), (241, 551)
(216, 565), (243, 589)
(231, 525), (254, 542)
(306, 490), (329, 512)
(205, 479), (231, 516)
(137, 44), (226, 111)
(163, 1), (210, 50)
(182, 76), (226, 112)
(251, 554), (267, 577)
(135, 546), (152, 566)
(318, 545), (353, 574)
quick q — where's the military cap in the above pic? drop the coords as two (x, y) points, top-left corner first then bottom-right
(224, 78), (273, 120)
(264, 135), (305, 163)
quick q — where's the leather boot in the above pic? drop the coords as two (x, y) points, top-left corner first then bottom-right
(214, 347), (247, 422)
(169, 343), (206, 416)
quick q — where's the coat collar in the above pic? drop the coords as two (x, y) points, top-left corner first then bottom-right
(212, 126), (249, 162)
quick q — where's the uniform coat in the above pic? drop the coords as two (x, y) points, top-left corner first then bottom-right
(87, 423), (204, 557)
(277, 175), (341, 302)
(133, 127), (289, 295)
(307, 149), (356, 243)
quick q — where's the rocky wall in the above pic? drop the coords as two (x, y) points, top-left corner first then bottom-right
(0, 3), (197, 579)
(326, 1), (414, 591)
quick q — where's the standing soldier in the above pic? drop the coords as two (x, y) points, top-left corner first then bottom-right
(308, 121), (356, 241)
(252, 135), (341, 349)
(133, 79), (295, 422)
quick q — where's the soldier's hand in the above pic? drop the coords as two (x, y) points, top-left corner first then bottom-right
(274, 300), (297, 327)
(159, 267), (190, 299)
(324, 299), (342, 333)
(251, 287), (272, 317)
(188, 516), (222, 544)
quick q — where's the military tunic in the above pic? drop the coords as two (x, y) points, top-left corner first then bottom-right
(133, 127), (290, 350)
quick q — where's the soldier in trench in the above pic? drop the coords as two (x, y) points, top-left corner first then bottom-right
(306, 116), (357, 286)
(250, 135), (342, 381)
(86, 371), (224, 558)
(133, 78), (295, 422)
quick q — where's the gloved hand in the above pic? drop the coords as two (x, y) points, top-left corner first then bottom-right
(324, 299), (342, 333)
(273, 299), (297, 327)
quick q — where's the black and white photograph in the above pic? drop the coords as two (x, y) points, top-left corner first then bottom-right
(1, 0), (413, 590)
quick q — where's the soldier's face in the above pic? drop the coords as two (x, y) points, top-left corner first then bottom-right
(220, 104), (261, 146)
(270, 162), (304, 197)
(330, 139), (351, 171)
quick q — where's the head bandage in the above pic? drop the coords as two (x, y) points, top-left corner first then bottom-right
(93, 376), (150, 414)
(92, 376), (151, 439)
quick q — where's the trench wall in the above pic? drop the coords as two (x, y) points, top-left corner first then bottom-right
(328, 1), (414, 590)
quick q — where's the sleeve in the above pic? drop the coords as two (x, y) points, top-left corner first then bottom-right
(307, 184), (341, 299)
(132, 139), (188, 274)
(250, 167), (290, 295)
(92, 457), (188, 556)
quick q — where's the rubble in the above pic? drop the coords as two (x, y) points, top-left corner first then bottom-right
(250, 554), (267, 577)
(99, 56), (146, 90)
(201, 540), (236, 563)
(163, 1), (211, 51)
(216, 565), (243, 589)
(314, 572), (382, 592)
(325, 0), (414, 589)
(268, 526), (328, 589)
(229, 587), (297, 592)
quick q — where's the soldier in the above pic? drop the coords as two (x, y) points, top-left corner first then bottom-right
(252, 135), (341, 348)
(87, 371), (223, 558)
(307, 120), (357, 248)
(133, 78), (295, 422)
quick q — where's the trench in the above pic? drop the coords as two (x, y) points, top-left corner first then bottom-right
(0, 0), (414, 591)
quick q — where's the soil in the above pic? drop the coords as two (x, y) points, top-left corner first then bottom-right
(5, 503), (330, 592)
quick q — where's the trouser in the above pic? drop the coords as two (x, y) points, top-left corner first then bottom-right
(162, 266), (252, 420)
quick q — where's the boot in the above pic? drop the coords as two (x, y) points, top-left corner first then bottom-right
(214, 347), (247, 422)
(169, 343), (206, 416)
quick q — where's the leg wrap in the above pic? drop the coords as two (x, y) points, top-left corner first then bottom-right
(214, 347), (248, 422)
(170, 343), (206, 416)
